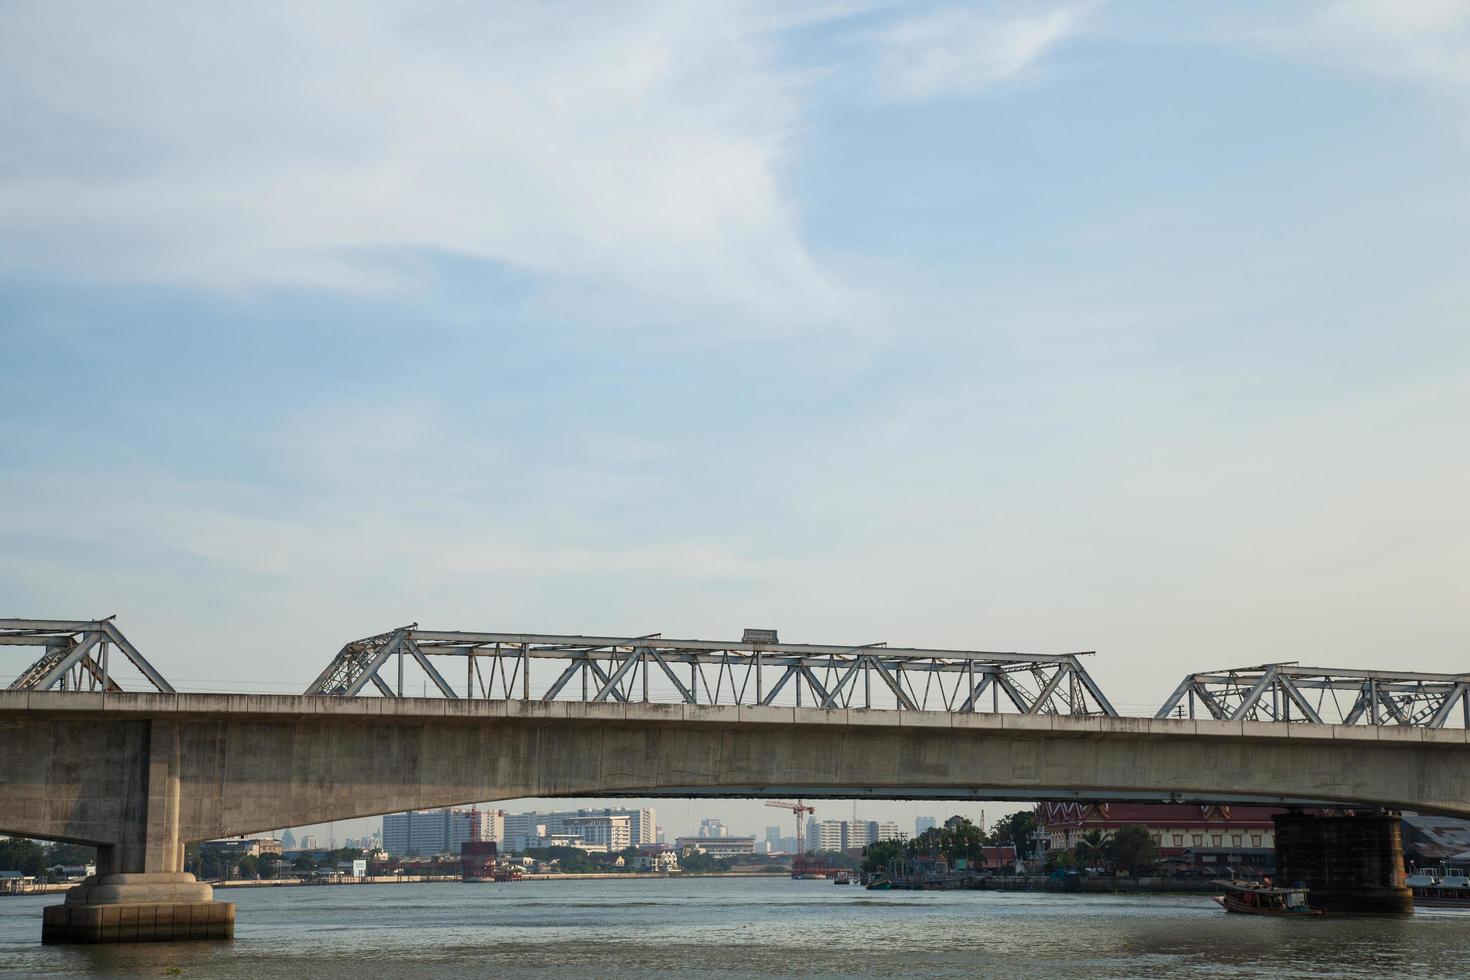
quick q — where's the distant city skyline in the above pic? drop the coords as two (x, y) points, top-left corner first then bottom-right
(281, 798), (1017, 850)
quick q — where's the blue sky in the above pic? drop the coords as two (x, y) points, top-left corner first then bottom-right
(3, 2), (1469, 835)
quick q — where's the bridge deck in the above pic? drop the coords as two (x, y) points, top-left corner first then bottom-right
(2, 690), (1467, 748)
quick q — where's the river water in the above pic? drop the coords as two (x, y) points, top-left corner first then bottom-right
(3, 878), (1469, 978)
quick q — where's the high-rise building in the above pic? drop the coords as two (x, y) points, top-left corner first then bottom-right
(878, 821), (904, 841)
(805, 818), (888, 851)
(565, 814), (632, 852)
(471, 809), (506, 845)
(281, 829), (296, 850)
(623, 808), (657, 846)
(698, 818), (729, 838)
(382, 809), (475, 857)
(501, 808), (656, 851)
(809, 820), (847, 852)
(916, 816), (937, 837)
(502, 812), (545, 851)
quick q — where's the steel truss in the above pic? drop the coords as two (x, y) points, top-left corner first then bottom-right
(1155, 663), (1470, 728)
(304, 628), (1119, 716)
(1, 618), (175, 694)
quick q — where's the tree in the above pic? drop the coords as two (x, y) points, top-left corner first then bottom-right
(1075, 829), (1111, 871)
(1106, 824), (1159, 874)
(862, 838), (905, 873)
(810, 849), (860, 871)
(1043, 848), (1077, 873)
(46, 843), (96, 867)
(991, 811), (1038, 858)
(0, 838), (47, 878)
(939, 817), (991, 865)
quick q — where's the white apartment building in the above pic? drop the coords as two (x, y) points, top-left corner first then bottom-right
(565, 814), (632, 852)
(808, 819), (848, 852)
(674, 836), (756, 857)
(470, 809), (506, 845)
(502, 808), (656, 851)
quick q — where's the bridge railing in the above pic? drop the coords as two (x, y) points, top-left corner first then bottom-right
(1155, 663), (1470, 728)
(303, 627), (1120, 716)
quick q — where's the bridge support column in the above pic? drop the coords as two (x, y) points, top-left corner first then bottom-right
(1272, 811), (1413, 914)
(41, 720), (233, 944)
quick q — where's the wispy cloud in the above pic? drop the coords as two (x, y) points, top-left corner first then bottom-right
(869, 3), (1091, 102)
(1172, 0), (1470, 93)
(0, 1), (848, 324)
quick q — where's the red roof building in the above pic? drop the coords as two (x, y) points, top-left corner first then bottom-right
(1037, 803), (1282, 871)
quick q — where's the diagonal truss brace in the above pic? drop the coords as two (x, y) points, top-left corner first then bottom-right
(2, 618), (174, 694)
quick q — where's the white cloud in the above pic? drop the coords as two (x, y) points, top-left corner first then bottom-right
(0, 1), (847, 323)
(870, 3), (1090, 102)
(1184, 0), (1470, 92)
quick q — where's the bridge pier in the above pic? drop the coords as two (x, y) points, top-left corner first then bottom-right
(40, 720), (233, 944)
(1272, 811), (1413, 914)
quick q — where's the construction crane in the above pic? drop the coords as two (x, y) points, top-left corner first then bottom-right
(765, 800), (815, 855)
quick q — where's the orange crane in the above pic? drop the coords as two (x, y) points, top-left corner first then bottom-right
(765, 799), (815, 855)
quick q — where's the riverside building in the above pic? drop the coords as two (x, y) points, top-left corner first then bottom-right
(1036, 803), (1280, 872)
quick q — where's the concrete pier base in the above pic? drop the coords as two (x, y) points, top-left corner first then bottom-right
(41, 874), (234, 944)
(1273, 812), (1413, 914)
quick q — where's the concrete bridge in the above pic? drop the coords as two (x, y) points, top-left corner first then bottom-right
(6, 619), (1466, 938)
(3, 689), (1468, 935)
(6, 691), (1470, 852)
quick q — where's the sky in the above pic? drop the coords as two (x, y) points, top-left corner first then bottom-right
(3, 1), (1469, 841)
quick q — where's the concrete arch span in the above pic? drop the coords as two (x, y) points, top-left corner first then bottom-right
(5, 692), (1470, 871)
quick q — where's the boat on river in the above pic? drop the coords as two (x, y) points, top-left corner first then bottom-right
(1409, 869), (1470, 908)
(832, 871), (851, 885)
(865, 875), (892, 891)
(1212, 880), (1321, 916)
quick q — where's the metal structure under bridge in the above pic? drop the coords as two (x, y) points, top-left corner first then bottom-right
(1155, 662), (1470, 728)
(303, 626), (1120, 716)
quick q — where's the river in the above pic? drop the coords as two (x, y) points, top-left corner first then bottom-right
(3, 877), (1469, 978)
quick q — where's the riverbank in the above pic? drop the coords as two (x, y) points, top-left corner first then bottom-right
(0, 882), (70, 896)
(5, 871), (1207, 897)
(208, 871), (790, 890)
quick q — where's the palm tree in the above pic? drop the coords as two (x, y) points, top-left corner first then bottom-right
(1074, 828), (1112, 872)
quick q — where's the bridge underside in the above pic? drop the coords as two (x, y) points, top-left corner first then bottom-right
(4, 692), (1470, 869)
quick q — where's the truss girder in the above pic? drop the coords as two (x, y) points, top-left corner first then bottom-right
(1, 618), (174, 694)
(1156, 663), (1470, 728)
(304, 626), (1118, 715)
